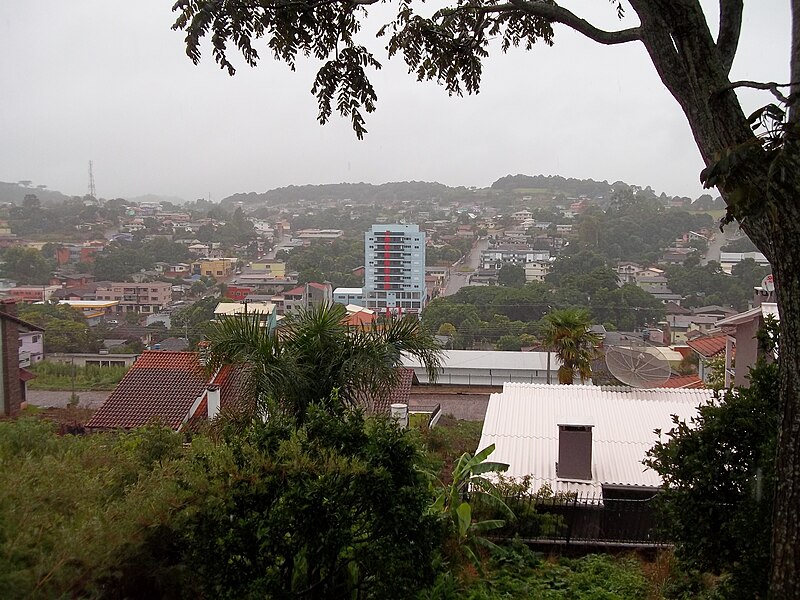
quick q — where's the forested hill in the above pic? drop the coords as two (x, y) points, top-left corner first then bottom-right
(0, 181), (70, 205)
(222, 181), (469, 208)
(222, 174), (653, 209)
(490, 174), (616, 198)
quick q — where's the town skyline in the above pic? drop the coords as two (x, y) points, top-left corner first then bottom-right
(0, 1), (790, 203)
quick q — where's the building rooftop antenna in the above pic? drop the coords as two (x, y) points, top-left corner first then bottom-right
(88, 160), (96, 199)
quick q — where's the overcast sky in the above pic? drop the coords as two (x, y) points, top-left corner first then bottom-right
(0, 1), (791, 202)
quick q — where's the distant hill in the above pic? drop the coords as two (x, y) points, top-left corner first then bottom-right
(222, 181), (470, 208)
(0, 181), (71, 205)
(490, 174), (615, 198)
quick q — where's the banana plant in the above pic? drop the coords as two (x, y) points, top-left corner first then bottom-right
(432, 443), (514, 567)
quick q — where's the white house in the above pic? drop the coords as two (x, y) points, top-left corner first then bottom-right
(478, 383), (713, 497)
(19, 330), (44, 367)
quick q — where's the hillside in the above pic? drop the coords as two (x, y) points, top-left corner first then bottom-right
(0, 181), (71, 205)
(221, 181), (470, 208)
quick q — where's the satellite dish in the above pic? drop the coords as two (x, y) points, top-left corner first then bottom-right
(605, 343), (672, 388)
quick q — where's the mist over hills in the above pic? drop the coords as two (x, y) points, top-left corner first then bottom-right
(0, 181), (70, 205)
(220, 174), (697, 209)
(0, 173), (711, 209)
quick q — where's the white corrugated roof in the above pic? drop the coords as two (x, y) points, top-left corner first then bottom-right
(478, 383), (713, 496)
(402, 350), (559, 372)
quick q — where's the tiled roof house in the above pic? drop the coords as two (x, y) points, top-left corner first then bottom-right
(86, 351), (247, 431)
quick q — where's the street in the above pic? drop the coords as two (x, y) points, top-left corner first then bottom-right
(442, 237), (489, 296)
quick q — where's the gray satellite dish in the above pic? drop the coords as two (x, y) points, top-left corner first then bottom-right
(605, 343), (672, 388)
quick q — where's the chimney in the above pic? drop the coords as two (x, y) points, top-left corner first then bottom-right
(556, 420), (593, 481)
(206, 385), (221, 419)
(390, 403), (408, 429)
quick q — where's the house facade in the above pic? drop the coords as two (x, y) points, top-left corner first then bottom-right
(95, 282), (172, 314)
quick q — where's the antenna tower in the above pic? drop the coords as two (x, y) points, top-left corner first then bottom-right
(88, 160), (96, 199)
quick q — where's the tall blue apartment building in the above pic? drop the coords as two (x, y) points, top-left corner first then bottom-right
(364, 224), (426, 314)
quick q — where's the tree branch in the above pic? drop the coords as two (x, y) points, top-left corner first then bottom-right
(724, 80), (798, 104)
(500, 0), (641, 45)
(716, 0), (743, 75)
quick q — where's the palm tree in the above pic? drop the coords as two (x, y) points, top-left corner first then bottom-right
(542, 308), (601, 385)
(203, 303), (443, 422)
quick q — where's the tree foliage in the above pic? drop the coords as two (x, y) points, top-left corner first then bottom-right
(497, 263), (526, 288)
(0, 247), (54, 284)
(541, 308), (599, 384)
(185, 405), (441, 599)
(18, 303), (101, 353)
(204, 303), (442, 422)
(285, 238), (364, 288)
(646, 358), (779, 599)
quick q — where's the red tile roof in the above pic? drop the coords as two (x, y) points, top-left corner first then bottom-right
(370, 368), (415, 415)
(344, 311), (377, 328)
(86, 351), (208, 430)
(660, 374), (705, 389)
(687, 334), (728, 358)
(184, 364), (252, 430)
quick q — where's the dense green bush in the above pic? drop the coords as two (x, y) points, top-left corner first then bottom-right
(0, 420), (190, 599)
(182, 406), (442, 599)
(420, 540), (650, 599)
(646, 357), (779, 599)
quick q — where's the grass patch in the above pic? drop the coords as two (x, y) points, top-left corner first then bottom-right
(28, 362), (128, 391)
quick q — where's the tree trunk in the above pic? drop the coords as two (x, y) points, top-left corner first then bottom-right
(771, 220), (800, 597)
(629, 1), (800, 596)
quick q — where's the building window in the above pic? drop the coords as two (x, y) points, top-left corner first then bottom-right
(32, 335), (39, 343)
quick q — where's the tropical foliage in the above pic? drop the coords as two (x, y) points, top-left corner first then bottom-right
(432, 444), (511, 567)
(541, 309), (600, 384)
(204, 303), (443, 422)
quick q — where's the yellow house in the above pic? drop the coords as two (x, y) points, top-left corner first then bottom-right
(192, 258), (238, 280)
(249, 261), (286, 278)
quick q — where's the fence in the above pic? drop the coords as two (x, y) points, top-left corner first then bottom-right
(480, 492), (664, 547)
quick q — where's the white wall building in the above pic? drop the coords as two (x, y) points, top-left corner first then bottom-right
(333, 287), (364, 306)
(719, 251), (770, 274)
(402, 350), (562, 386)
(364, 224), (426, 314)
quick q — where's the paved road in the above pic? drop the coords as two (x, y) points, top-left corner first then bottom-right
(26, 390), (110, 409)
(442, 237), (490, 296)
(702, 224), (740, 266)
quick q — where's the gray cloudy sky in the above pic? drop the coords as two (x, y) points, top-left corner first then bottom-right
(0, 1), (791, 202)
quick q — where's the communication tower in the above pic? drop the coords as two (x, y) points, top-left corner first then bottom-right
(88, 160), (96, 199)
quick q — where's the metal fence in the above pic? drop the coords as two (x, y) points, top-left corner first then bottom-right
(479, 492), (664, 547)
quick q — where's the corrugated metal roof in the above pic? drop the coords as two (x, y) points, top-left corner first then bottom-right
(402, 350), (560, 372)
(478, 383), (713, 495)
